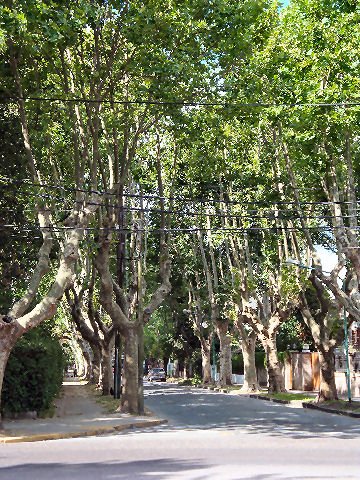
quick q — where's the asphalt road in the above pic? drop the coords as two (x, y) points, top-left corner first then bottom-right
(143, 382), (360, 438)
(2, 382), (360, 480)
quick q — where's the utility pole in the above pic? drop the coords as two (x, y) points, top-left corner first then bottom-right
(137, 252), (144, 413)
(114, 196), (125, 399)
(137, 190), (150, 414)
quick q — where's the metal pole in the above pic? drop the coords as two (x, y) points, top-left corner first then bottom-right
(114, 333), (119, 399)
(212, 328), (216, 381)
(114, 198), (125, 399)
(343, 280), (352, 403)
(137, 253), (144, 414)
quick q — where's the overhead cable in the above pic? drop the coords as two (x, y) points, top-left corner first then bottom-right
(1, 178), (357, 207)
(3, 95), (360, 109)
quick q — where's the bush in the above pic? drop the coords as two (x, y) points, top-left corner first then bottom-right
(255, 351), (266, 368)
(1, 328), (65, 415)
(232, 354), (244, 374)
(178, 375), (202, 386)
(232, 351), (288, 372)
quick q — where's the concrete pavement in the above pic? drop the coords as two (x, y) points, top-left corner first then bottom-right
(0, 378), (166, 443)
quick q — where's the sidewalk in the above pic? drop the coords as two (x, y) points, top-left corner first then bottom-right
(1, 378), (166, 443)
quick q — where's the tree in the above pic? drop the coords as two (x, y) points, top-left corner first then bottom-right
(65, 267), (115, 394)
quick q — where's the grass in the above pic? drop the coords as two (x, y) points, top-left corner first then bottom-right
(267, 392), (316, 402)
(165, 377), (179, 383)
(224, 385), (267, 393)
(88, 384), (122, 414)
(321, 399), (360, 412)
(38, 403), (56, 418)
(177, 378), (202, 386)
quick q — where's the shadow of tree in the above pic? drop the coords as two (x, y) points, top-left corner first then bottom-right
(143, 383), (360, 440)
(0, 458), (207, 480)
(0, 459), (350, 480)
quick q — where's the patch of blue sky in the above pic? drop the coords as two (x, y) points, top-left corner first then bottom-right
(279, 0), (291, 8)
(315, 244), (341, 275)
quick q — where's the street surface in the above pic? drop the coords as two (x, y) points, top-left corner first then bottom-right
(2, 381), (360, 479)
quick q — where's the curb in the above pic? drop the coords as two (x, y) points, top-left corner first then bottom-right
(0, 419), (168, 444)
(302, 402), (360, 418)
(248, 394), (290, 405)
(197, 385), (230, 393)
(196, 386), (298, 404)
(247, 395), (360, 418)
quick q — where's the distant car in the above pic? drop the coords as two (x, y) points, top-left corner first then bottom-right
(147, 368), (166, 382)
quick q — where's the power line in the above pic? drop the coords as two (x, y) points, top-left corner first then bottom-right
(0, 223), (357, 234)
(4, 95), (360, 109)
(2, 177), (357, 208)
(4, 204), (360, 223)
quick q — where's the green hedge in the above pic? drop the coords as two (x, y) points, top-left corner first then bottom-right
(1, 328), (65, 415)
(232, 351), (289, 373)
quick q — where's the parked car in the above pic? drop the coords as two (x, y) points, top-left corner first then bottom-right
(147, 368), (166, 382)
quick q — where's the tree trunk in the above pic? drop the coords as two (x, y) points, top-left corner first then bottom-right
(263, 335), (285, 393)
(184, 359), (188, 379)
(138, 324), (144, 414)
(82, 347), (92, 381)
(121, 326), (139, 413)
(241, 332), (260, 392)
(0, 323), (23, 427)
(101, 342), (113, 396)
(317, 348), (338, 402)
(216, 322), (232, 386)
(200, 340), (212, 384)
(174, 359), (179, 378)
(186, 359), (193, 378)
(163, 356), (169, 376)
(90, 346), (101, 385)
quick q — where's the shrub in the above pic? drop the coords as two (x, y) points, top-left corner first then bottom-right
(278, 350), (291, 365)
(255, 351), (266, 368)
(232, 354), (244, 374)
(178, 376), (201, 386)
(232, 351), (289, 372)
(1, 328), (65, 415)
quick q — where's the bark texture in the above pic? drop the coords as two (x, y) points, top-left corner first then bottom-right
(298, 274), (343, 402)
(318, 348), (338, 402)
(240, 331), (260, 392)
(122, 327), (139, 413)
(262, 334), (285, 393)
(216, 321), (232, 386)
(200, 338), (212, 384)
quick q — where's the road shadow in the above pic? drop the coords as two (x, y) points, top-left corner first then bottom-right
(1, 458), (207, 480)
(2, 461), (356, 480)
(143, 383), (360, 440)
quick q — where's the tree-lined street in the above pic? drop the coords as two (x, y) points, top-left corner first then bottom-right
(2, 383), (360, 479)
(2, 0), (360, 477)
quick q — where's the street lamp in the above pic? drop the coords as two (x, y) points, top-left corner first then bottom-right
(284, 258), (351, 402)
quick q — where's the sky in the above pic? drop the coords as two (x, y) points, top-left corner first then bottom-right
(280, 0), (290, 8)
(316, 245), (340, 274)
